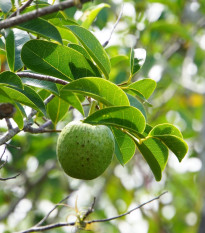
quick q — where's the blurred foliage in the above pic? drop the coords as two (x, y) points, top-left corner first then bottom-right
(0, 0), (205, 232)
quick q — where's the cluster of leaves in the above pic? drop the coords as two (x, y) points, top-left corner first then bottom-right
(0, 0), (188, 181)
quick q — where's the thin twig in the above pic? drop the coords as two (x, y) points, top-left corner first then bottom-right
(86, 191), (168, 224)
(0, 145), (6, 161)
(8, 0), (35, 18)
(102, 4), (124, 47)
(82, 197), (96, 221)
(0, 0), (92, 30)
(17, 191), (167, 233)
(17, 72), (69, 85)
(36, 195), (71, 227)
(0, 173), (20, 181)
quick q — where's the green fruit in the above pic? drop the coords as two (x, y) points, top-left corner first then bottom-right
(57, 121), (115, 180)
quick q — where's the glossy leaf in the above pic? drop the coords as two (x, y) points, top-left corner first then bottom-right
(83, 106), (146, 134)
(130, 48), (146, 77)
(18, 18), (62, 44)
(0, 71), (23, 89)
(128, 79), (156, 99)
(60, 91), (84, 116)
(21, 40), (101, 81)
(126, 93), (147, 119)
(49, 18), (78, 44)
(47, 97), (69, 126)
(81, 3), (110, 29)
(0, 86), (46, 115)
(21, 77), (59, 95)
(60, 77), (129, 106)
(149, 123), (188, 161)
(5, 29), (30, 72)
(67, 25), (111, 78)
(111, 127), (136, 165)
(136, 137), (169, 181)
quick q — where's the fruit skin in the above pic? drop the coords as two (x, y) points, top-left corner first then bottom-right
(57, 121), (115, 180)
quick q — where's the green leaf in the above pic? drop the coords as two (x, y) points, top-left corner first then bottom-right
(18, 18), (62, 44)
(81, 3), (110, 29)
(47, 97), (69, 126)
(136, 137), (169, 181)
(130, 48), (146, 77)
(126, 93), (147, 119)
(111, 127), (136, 165)
(5, 29), (14, 71)
(149, 123), (188, 162)
(0, 89), (24, 129)
(83, 106), (146, 134)
(5, 29), (30, 72)
(125, 87), (152, 106)
(68, 43), (91, 60)
(0, 0), (12, 13)
(49, 18), (78, 44)
(67, 25), (111, 78)
(21, 40), (101, 81)
(60, 77), (129, 106)
(128, 79), (156, 99)
(0, 71), (23, 89)
(21, 77), (59, 96)
(110, 55), (129, 67)
(0, 86), (46, 115)
(59, 91), (84, 116)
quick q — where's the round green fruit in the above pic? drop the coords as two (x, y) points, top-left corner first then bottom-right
(57, 121), (115, 180)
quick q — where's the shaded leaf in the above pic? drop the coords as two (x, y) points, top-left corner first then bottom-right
(60, 77), (129, 106)
(60, 91), (84, 116)
(111, 127), (136, 165)
(18, 18), (62, 44)
(0, 86), (46, 115)
(136, 137), (168, 181)
(83, 106), (146, 134)
(47, 97), (69, 125)
(126, 93), (147, 119)
(21, 40), (101, 81)
(21, 77), (59, 95)
(5, 29), (30, 72)
(0, 71), (23, 89)
(67, 25), (111, 78)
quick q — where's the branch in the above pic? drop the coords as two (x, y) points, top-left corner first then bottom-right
(0, 173), (20, 181)
(17, 72), (69, 85)
(8, 0), (35, 18)
(0, 0), (92, 30)
(86, 191), (168, 224)
(17, 191), (167, 233)
(0, 95), (55, 146)
(35, 195), (71, 227)
(102, 4), (124, 47)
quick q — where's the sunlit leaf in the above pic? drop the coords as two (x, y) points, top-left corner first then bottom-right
(84, 106), (146, 134)
(61, 77), (129, 106)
